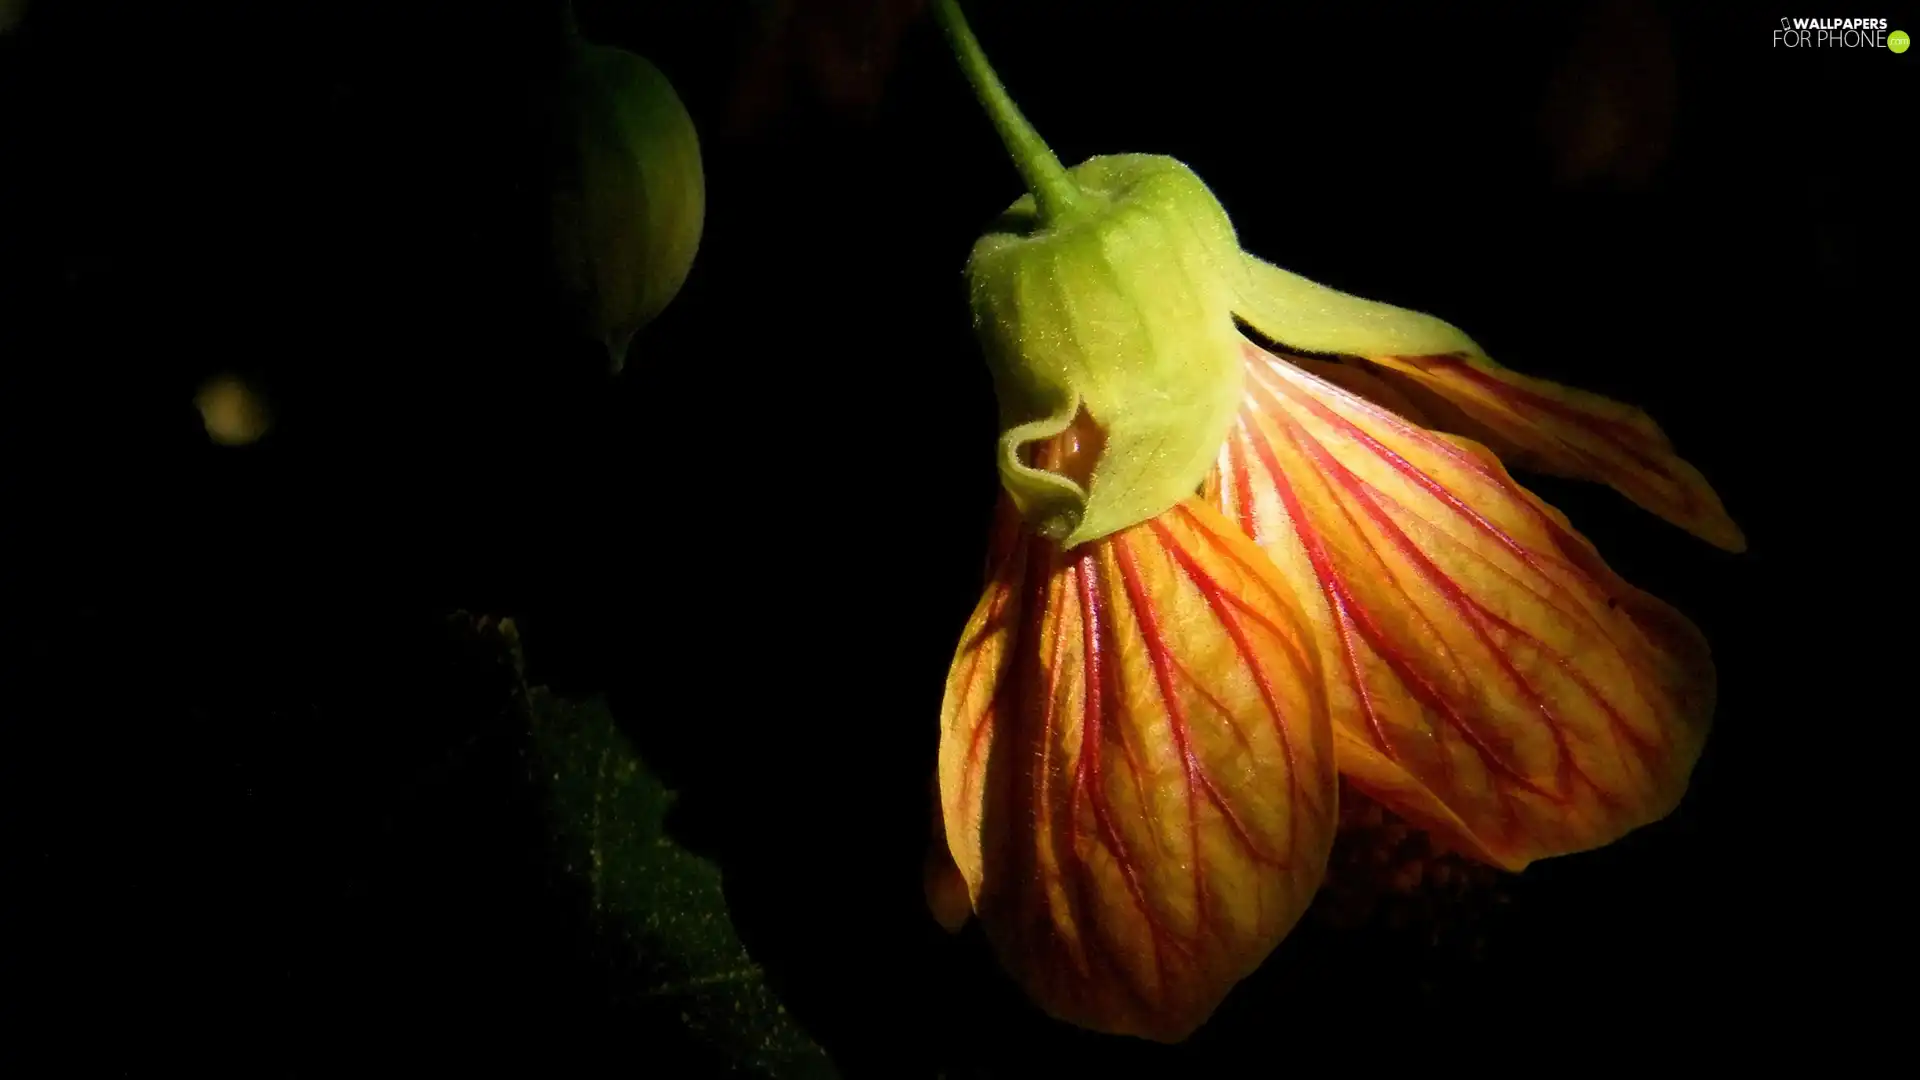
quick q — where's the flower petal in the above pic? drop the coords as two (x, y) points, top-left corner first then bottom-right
(1360, 352), (1746, 552)
(924, 796), (974, 934)
(1210, 342), (1715, 871)
(1283, 356), (1437, 430)
(1231, 254), (1744, 552)
(937, 497), (1336, 1042)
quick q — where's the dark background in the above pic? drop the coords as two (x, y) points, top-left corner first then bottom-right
(3, 0), (1910, 1073)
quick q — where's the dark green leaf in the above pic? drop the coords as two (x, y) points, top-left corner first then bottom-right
(523, 678), (836, 1078)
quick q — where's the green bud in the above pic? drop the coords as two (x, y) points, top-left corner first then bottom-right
(967, 154), (1247, 547)
(552, 40), (705, 372)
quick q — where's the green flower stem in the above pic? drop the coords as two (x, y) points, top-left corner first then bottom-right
(932, 0), (1085, 227)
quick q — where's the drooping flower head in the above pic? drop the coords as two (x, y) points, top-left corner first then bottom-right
(926, 0), (1736, 1043)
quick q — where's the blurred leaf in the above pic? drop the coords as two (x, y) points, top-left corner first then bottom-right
(522, 679), (835, 1077)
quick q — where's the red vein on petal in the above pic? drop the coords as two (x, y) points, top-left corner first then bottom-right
(1270, 349), (1703, 617)
(1249, 345), (1484, 464)
(1177, 511), (1320, 684)
(1414, 359), (1700, 530)
(1280, 413), (1605, 803)
(1154, 650), (1290, 868)
(1048, 554), (1104, 982)
(1245, 387), (1552, 803)
(1103, 612), (1162, 870)
(1226, 419), (1260, 541)
(1166, 653), (1260, 759)
(1417, 355), (1674, 468)
(1244, 368), (1599, 842)
(1234, 407), (1397, 760)
(1075, 544), (1172, 993)
(956, 572), (1019, 811)
(1260, 356), (1669, 724)
(1415, 438), (1666, 688)
(1155, 511), (1305, 866)
(1036, 545), (1069, 844)
(1257, 358), (1602, 623)
(1272, 372), (1661, 804)
(1111, 533), (1212, 932)
(1252, 347), (1595, 568)
(1230, 346), (1698, 859)
(1272, 353), (1612, 577)
(1499, 522), (1696, 751)
(1065, 556), (1091, 864)
(1471, 604), (1665, 777)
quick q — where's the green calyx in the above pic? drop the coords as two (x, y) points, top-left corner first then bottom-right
(938, 0), (1246, 546)
(967, 157), (1247, 547)
(552, 34), (705, 373)
(1232, 254), (1484, 361)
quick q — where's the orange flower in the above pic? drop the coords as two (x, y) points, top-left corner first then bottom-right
(930, 337), (1732, 1042)
(934, 426), (1337, 1041)
(1206, 338), (1721, 871)
(923, 0), (1738, 1042)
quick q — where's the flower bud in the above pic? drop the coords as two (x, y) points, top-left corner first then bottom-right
(552, 41), (704, 372)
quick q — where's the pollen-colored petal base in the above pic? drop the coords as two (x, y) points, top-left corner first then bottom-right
(1208, 342), (1714, 871)
(1360, 352), (1746, 553)
(937, 497), (1336, 1042)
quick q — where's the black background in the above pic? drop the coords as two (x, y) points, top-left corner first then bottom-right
(3, 0), (1911, 1073)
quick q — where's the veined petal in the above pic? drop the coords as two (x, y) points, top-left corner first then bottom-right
(1285, 356), (1437, 430)
(1232, 253), (1744, 552)
(1359, 352), (1746, 552)
(924, 777), (974, 934)
(1210, 341), (1714, 871)
(937, 497), (1336, 1042)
